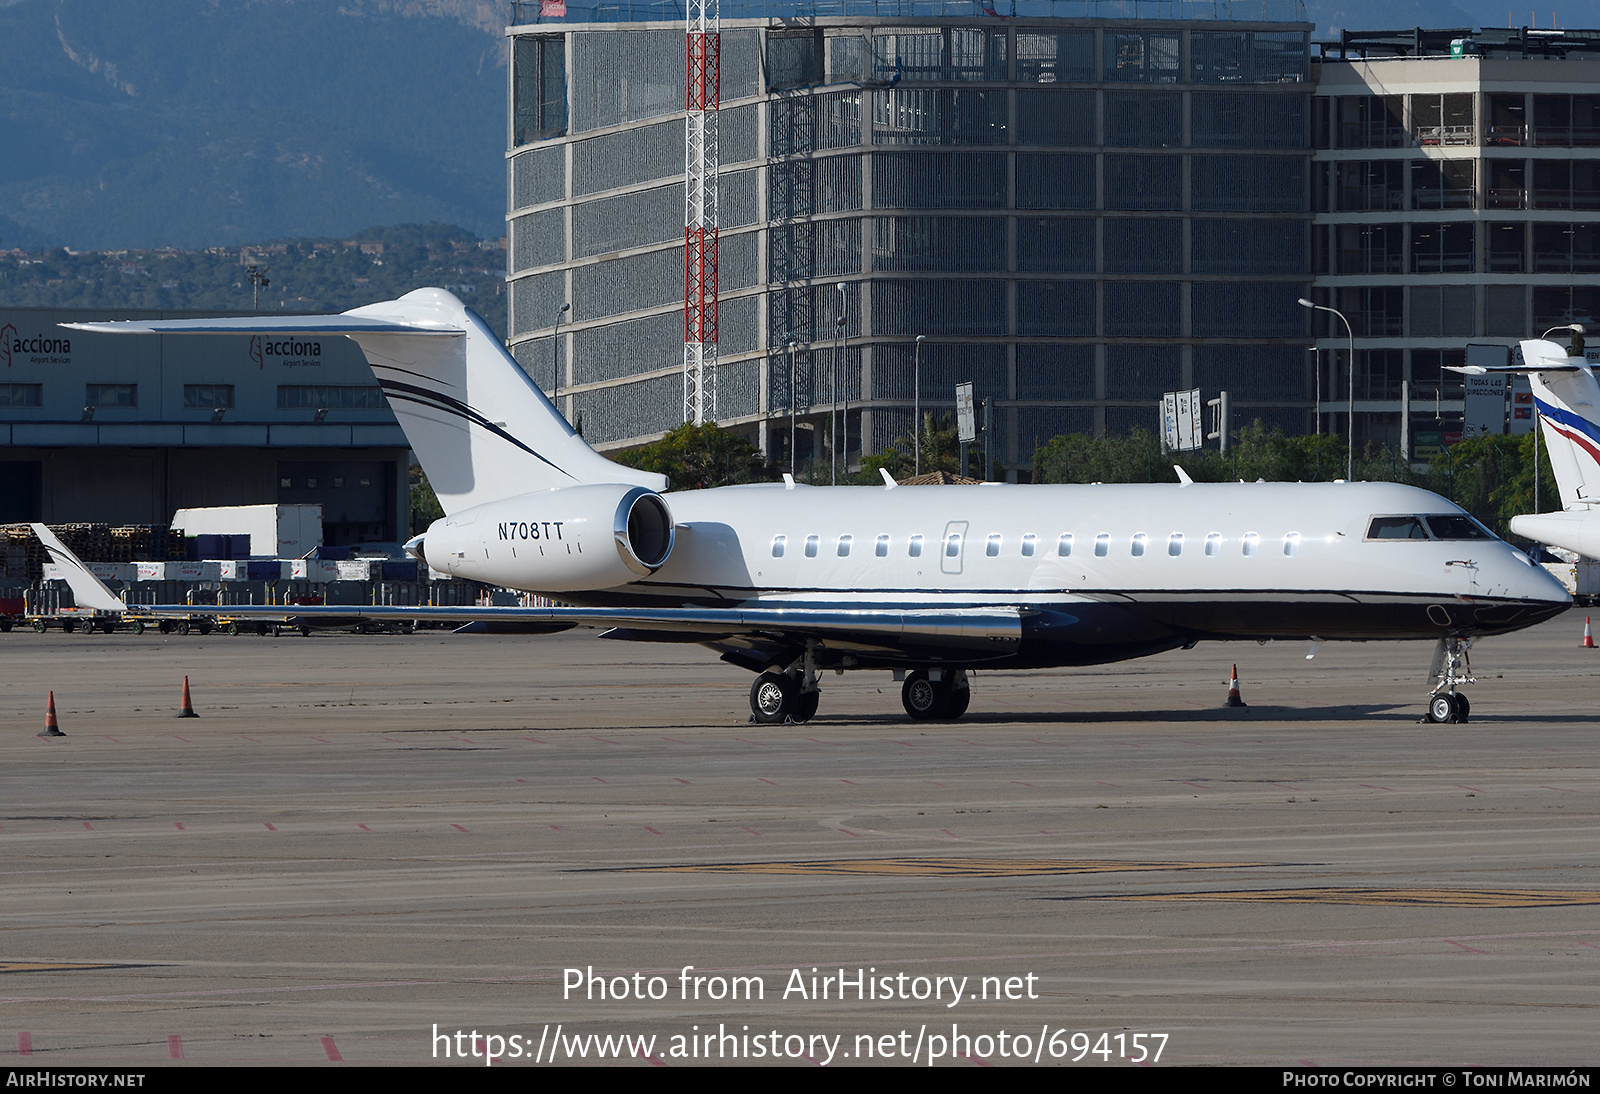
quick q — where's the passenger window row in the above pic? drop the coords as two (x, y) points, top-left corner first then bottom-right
(770, 531), (1303, 559)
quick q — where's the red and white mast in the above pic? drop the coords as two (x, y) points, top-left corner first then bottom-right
(683, 0), (719, 425)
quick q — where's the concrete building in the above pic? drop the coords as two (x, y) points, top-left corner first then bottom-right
(0, 307), (410, 543)
(506, 0), (1315, 478)
(1310, 28), (1600, 453)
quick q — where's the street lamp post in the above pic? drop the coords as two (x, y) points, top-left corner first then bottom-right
(833, 282), (847, 486)
(1299, 297), (1355, 480)
(838, 281), (851, 486)
(552, 302), (571, 411)
(914, 334), (926, 476)
(787, 341), (798, 477)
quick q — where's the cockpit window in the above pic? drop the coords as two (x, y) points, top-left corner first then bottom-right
(1367, 516), (1430, 540)
(1423, 515), (1495, 541)
(1367, 515), (1497, 541)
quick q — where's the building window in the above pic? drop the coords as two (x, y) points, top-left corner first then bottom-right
(1411, 223), (1475, 274)
(513, 36), (566, 145)
(769, 29), (823, 89)
(1533, 224), (1600, 273)
(1411, 94), (1474, 146)
(0, 384), (42, 407)
(1104, 31), (1179, 84)
(1334, 95), (1405, 149)
(1411, 159), (1475, 210)
(1485, 93), (1527, 146)
(85, 383), (135, 407)
(277, 386), (388, 409)
(183, 384), (234, 409)
(1531, 94), (1600, 147)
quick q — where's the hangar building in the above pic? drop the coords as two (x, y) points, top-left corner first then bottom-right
(0, 307), (410, 543)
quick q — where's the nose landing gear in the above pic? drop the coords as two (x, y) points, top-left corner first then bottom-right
(1421, 636), (1474, 724)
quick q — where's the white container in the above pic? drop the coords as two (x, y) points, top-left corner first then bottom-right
(335, 559), (376, 581)
(201, 560), (245, 581)
(284, 559), (339, 582)
(135, 561), (167, 581)
(87, 563), (133, 583)
(171, 504), (323, 558)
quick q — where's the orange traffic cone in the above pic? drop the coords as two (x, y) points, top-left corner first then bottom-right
(1224, 664), (1247, 708)
(1585, 617), (1595, 649)
(39, 691), (64, 737)
(176, 676), (199, 719)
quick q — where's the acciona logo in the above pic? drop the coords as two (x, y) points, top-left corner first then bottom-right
(3, 324), (70, 365)
(249, 333), (322, 368)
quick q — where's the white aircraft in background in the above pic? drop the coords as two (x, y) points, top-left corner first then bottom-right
(59, 289), (1569, 725)
(1451, 329), (1600, 559)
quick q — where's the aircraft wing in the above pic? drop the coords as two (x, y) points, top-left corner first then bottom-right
(127, 601), (1023, 655)
(34, 526), (1018, 654)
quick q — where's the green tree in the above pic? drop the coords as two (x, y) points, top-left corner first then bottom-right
(409, 465), (445, 534)
(613, 423), (775, 490)
(856, 412), (984, 483)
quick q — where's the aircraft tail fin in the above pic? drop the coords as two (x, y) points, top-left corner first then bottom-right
(30, 524), (128, 613)
(1450, 338), (1600, 511)
(63, 289), (667, 513)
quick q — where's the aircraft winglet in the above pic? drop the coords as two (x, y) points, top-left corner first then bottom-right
(30, 524), (128, 613)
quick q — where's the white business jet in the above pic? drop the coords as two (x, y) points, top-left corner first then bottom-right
(1450, 328), (1600, 560)
(60, 289), (1569, 725)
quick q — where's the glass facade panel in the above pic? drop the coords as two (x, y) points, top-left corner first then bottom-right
(874, 89), (1007, 145)
(511, 146), (565, 210)
(1192, 92), (1307, 148)
(1191, 155), (1305, 211)
(570, 29), (682, 132)
(873, 280), (1008, 337)
(1017, 89), (1096, 146)
(873, 216), (1006, 272)
(1193, 345), (1304, 400)
(1016, 31), (1095, 83)
(1191, 282), (1307, 337)
(1105, 344), (1180, 398)
(1104, 218), (1181, 274)
(1017, 154), (1096, 209)
(1104, 92), (1181, 147)
(1104, 154), (1182, 211)
(770, 155), (863, 218)
(572, 185), (679, 258)
(514, 37), (567, 145)
(873, 152), (1007, 208)
(1104, 281), (1180, 336)
(1017, 344), (1096, 399)
(1192, 219), (1307, 274)
(1017, 217), (1095, 272)
(572, 122), (680, 196)
(1018, 281), (1096, 336)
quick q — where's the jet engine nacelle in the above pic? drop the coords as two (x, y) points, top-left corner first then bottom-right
(414, 483), (674, 592)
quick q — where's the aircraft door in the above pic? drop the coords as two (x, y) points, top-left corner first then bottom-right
(941, 520), (968, 575)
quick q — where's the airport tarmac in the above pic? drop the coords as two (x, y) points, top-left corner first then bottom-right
(1, 616), (1597, 1067)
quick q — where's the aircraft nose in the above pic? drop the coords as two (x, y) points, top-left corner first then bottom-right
(1510, 551), (1573, 605)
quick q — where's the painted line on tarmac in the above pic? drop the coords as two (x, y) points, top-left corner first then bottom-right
(633, 859), (1259, 878)
(1094, 887), (1600, 908)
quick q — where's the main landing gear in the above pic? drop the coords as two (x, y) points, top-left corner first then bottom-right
(1421, 635), (1473, 724)
(744, 653), (975, 725)
(748, 644), (822, 724)
(900, 669), (970, 721)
